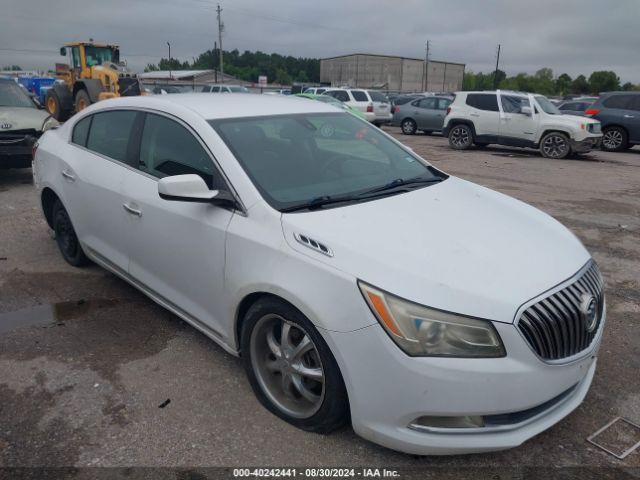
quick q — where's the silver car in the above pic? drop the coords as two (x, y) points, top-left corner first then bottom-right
(0, 78), (58, 169)
(557, 98), (597, 117)
(392, 95), (453, 135)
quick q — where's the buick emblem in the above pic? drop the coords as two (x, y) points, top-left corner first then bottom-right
(1, 123), (12, 130)
(579, 293), (598, 332)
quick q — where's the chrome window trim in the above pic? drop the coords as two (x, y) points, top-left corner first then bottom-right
(65, 106), (247, 215)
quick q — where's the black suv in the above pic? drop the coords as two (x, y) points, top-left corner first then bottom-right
(587, 92), (640, 151)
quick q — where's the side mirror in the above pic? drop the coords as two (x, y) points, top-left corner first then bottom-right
(59, 47), (66, 56)
(158, 174), (236, 207)
(520, 106), (532, 116)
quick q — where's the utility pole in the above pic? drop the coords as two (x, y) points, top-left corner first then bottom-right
(494, 44), (501, 89)
(214, 41), (218, 83)
(217, 4), (224, 82)
(423, 40), (430, 92)
(167, 41), (171, 80)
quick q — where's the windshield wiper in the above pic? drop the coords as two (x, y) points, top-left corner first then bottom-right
(281, 176), (446, 213)
(359, 175), (444, 195)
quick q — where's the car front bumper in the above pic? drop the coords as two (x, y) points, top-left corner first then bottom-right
(0, 144), (35, 168)
(571, 135), (602, 153)
(322, 308), (604, 455)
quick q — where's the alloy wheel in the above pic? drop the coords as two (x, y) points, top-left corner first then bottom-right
(250, 314), (325, 419)
(602, 129), (623, 150)
(450, 126), (470, 148)
(542, 134), (569, 158)
(401, 119), (416, 135)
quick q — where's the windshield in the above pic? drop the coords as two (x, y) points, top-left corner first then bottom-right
(229, 86), (250, 93)
(535, 95), (561, 115)
(0, 82), (35, 108)
(210, 112), (445, 211)
(84, 46), (118, 67)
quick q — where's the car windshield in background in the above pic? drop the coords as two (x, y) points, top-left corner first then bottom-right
(229, 86), (250, 93)
(368, 91), (388, 103)
(210, 112), (445, 211)
(0, 82), (35, 108)
(535, 96), (561, 115)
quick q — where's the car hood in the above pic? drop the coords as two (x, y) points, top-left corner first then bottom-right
(549, 113), (599, 127)
(0, 107), (50, 131)
(281, 176), (590, 324)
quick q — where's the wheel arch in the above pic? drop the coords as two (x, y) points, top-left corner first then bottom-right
(446, 118), (477, 137)
(41, 187), (61, 229)
(73, 79), (103, 103)
(601, 123), (629, 136)
(234, 291), (307, 355)
(537, 128), (572, 145)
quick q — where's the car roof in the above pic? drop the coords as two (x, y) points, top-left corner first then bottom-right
(87, 93), (337, 120)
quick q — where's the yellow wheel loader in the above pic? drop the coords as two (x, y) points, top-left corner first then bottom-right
(45, 42), (142, 121)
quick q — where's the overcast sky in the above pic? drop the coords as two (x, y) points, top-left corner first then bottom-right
(2, 0), (638, 82)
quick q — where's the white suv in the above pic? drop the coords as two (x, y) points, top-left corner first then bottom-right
(443, 91), (602, 158)
(323, 88), (392, 126)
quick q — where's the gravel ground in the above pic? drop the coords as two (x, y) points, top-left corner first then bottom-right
(0, 130), (638, 476)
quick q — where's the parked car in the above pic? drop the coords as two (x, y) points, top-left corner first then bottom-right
(443, 91), (602, 159)
(0, 77), (58, 169)
(295, 93), (368, 121)
(34, 93), (605, 456)
(201, 84), (251, 93)
(557, 98), (597, 117)
(585, 92), (640, 151)
(392, 95), (453, 135)
(303, 87), (328, 95)
(391, 94), (421, 108)
(323, 88), (392, 126)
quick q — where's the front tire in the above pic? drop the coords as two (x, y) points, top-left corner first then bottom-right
(601, 126), (628, 152)
(52, 200), (88, 267)
(448, 124), (473, 150)
(45, 90), (70, 122)
(75, 89), (91, 113)
(540, 132), (571, 159)
(401, 118), (417, 135)
(241, 298), (349, 433)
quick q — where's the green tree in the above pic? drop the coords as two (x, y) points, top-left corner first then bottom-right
(622, 82), (637, 91)
(588, 71), (620, 94)
(571, 75), (590, 95)
(555, 73), (572, 96)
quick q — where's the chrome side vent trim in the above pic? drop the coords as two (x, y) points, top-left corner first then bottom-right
(294, 233), (333, 257)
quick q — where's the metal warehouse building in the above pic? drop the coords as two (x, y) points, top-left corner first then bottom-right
(320, 54), (465, 93)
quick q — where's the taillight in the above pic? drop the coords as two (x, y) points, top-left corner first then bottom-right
(585, 108), (600, 117)
(367, 104), (373, 113)
(446, 107), (451, 115)
(393, 106), (400, 113)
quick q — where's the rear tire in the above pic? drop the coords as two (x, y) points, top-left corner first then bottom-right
(448, 124), (473, 150)
(45, 90), (70, 122)
(241, 297), (349, 434)
(401, 119), (417, 135)
(540, 132), (571, 159)
(52, 200), (88, 267)
(601, 126), (628, 152)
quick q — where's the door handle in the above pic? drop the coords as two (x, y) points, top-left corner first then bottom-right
(470, 113), (480, 117)
(122, 203), (142, 217)
(61, 169), (76, 182)
(624, 114), (635, 118)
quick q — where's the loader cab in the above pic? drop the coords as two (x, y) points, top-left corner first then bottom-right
(60, 43), (120, 78)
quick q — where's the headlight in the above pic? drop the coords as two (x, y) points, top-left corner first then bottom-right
(359, 281), (505, 357)
(42, 116), (59, 133)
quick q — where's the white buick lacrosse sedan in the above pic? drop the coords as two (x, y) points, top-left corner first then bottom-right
(33, 94), (605, 455)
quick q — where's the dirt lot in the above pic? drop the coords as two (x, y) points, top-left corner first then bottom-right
(0, 129), (639, 475)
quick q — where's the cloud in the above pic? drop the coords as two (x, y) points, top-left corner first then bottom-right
(2, 0), (637, 82)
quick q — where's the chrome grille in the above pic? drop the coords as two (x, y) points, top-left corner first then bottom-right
(517, 261), (604, 361)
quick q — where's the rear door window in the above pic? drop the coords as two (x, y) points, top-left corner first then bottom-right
(331, 90), (350, 102)
(417, 98), (437, 109)
(138, 113), (225, 189)
(437, 98), (452, 110)
(86, 110), (138, 162)
(603, 95), (634, 110)
(351, 90), (369, 102)
(466, 94), (499, 112)
(559, 102), (577, 111)
(71, 115), (92, 147)
(368, 91), (388, 103)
